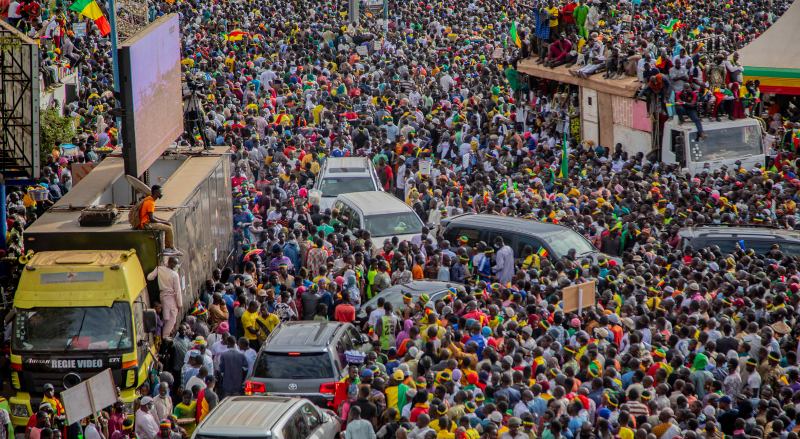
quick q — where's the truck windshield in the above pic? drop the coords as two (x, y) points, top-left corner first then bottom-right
(689, 124), (762, 162)
(318, 177), (375, 197)
(13, 302), (133, 352)
(365, 212), (423, 237)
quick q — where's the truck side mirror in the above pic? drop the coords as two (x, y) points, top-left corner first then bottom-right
(143, 309), (158, 334)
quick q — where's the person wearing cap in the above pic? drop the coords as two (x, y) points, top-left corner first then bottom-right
(385, 369), (410, 418)
(147, 257), (183, 338)
(157, 419), (180, 439)
(500, 417), (526, 439)
(740, 357), (761, 398)
(267, 243), (294, 274)
(135, 396), (159, 439)
(761, 351), (785, 388)
(41, 384), (65, 419)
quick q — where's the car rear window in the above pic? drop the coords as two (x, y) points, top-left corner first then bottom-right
(253, 352), (334, 379)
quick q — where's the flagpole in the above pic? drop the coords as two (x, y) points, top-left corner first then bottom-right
(106, 0), (122, 146)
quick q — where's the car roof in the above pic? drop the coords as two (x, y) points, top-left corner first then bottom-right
(323, 157), (371, 172)
(442, 213), (569, 235)
(195, 396), (301, 436)
(338, 191), (412, 215)
(264, 321), (347, 351)
(679, 225), (800, 240)
(380, 280), (464, 295)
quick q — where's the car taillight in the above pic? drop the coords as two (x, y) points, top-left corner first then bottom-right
(319, 382), (336, 394)
(244, 381), (266, 395)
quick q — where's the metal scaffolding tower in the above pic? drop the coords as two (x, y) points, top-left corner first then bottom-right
(0, 21), (40, 181)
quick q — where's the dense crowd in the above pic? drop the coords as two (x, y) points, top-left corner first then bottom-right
(7, 0), (800, 437)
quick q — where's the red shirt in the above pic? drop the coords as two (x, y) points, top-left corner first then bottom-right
(409, 404), (429, 423)
(561, 2), (577, 24)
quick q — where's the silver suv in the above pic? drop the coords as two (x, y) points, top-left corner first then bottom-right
(244, 321), (369, 407)
(191, 395), (340, 439)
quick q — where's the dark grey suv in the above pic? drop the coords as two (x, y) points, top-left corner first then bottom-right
(678, 225), (800, 256)
(441, 213), (616, 263)
(244, 321), (369, 407)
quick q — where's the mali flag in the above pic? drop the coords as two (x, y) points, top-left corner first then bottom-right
(69, 0), (110, 36)
(509, 21), (522, 48)
(660, 18), (680, 34)
(226, 29), (248, 41)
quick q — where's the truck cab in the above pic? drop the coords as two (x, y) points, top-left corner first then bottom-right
(660, 118), (764, 174)
(9, 250), (157, 427)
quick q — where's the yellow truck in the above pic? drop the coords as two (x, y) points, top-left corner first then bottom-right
(8, 150), (232, 427)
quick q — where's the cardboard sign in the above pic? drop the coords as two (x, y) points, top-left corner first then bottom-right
(61, 369), (118, 424)
(418, 159), (432, 176)
(356, 45), (369, 56)
(492, 47), (503, 59)
(72, 23), (87, 38)
(561, 280), (596, 313)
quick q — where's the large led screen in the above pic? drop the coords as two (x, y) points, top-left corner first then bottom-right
(119, 14), (183, 177)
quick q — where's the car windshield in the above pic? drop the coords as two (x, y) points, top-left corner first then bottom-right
(253, 352), (334, 379)
(364, 212), (423, 237)
(318, 177), (375, 197)
(13, 302), (133, 352)
(689, 124), (762, 162)
(542, 229), (596, 258)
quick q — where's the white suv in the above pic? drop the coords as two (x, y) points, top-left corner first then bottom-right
(309, 157), (382, 211)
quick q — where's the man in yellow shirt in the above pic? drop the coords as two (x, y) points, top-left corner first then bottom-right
(548, 3), (560, 30)
(256, 304), (280, 342)
(240, 301), (261, 350)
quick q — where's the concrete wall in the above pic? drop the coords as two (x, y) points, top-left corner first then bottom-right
(581, 88), (599, 145)
(39, 73), (77, 112)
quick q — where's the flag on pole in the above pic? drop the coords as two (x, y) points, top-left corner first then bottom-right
(509, 21), (522, 48)
(225, 30), (249, 41)
(69, 0), (110, 36)
(537, 247), (549, 258)
(660, 18), (681, 34)
(559, 132), (569, 178)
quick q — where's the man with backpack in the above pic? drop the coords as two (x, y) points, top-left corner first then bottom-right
(134, 185), (182, 255)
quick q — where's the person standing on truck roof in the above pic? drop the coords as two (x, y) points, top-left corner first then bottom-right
(139, 185), (182, 256)
(147, 257), (183, 338)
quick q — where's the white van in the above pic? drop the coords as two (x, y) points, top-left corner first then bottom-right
(309, 157), (382, 211)
(333, 191), (426, 244)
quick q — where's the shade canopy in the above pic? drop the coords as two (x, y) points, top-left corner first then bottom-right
(740, 0), (800, 95)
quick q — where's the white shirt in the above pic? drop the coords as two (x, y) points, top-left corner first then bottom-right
(238, 346), (257, 374)
(7, 1), (21, 18)
(85, 423), (104, 439)
(185, 375), (206, 392)
(134, 409), (159, 439)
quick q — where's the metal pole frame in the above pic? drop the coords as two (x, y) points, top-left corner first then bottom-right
(0, 173), (6, 250)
